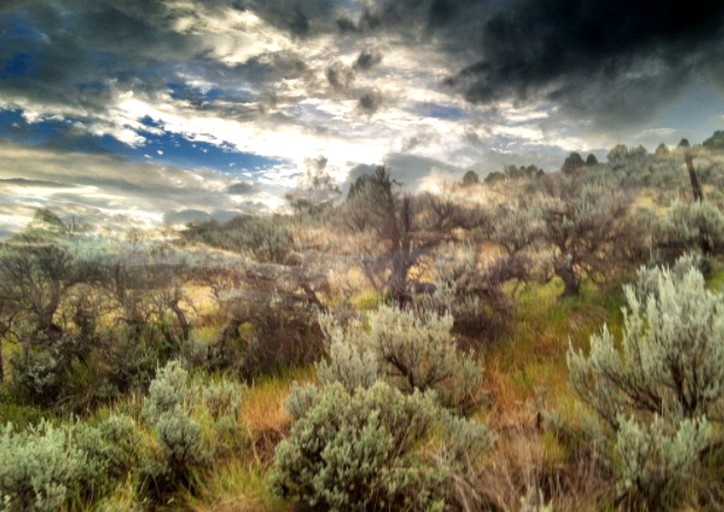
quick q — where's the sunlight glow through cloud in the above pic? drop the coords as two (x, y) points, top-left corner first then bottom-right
(0, 0), (723, 235)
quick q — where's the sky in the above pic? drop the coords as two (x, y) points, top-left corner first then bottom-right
(1, 0), (723, 236)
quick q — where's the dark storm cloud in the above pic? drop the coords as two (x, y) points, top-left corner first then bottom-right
(446, 0), (724, 122)
(0, 1), (194, 110)
(354, 0), (724, 123)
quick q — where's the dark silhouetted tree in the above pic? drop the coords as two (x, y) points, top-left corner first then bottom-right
(655, 142), (670, 155)
(461, 170), (479, 186)
(561, 152), (585, 174)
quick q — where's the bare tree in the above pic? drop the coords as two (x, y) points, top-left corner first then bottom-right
(536, 174), (633, 296)
(342, 167), (460, 306)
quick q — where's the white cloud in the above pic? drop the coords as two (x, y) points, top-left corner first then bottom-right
(7, 0), (682, 234)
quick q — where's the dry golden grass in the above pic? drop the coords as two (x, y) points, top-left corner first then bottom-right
(180, 368), (316, 512)
(240, 366), (315, 466)
(184, 463), (291, 512)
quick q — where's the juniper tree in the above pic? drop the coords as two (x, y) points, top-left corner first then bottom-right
(461, 169), (480, 186)
(561, 152), (585, 174)
(342, 167), (457, 305)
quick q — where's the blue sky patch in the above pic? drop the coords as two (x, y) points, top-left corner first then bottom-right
(0, 14), (48, 43)
(0, 109), (285, 175)
(0, 52), (33, 78)
(0, 109), (64, 146)
(135, 126), (285, 174)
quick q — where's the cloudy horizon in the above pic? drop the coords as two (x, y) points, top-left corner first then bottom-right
(2, 0), (723, 235)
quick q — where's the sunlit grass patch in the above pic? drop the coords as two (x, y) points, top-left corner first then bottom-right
(708, 258), (724, 291)
(82, 475), (141, 512)
(241, 366), (315, 465)
(350, 288), (383, 310)
(184, 461), (293, 512)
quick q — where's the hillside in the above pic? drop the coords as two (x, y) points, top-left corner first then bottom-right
(0, 142), (723, 511)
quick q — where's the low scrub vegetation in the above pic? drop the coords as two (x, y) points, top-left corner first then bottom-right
(0, 139), (723, 510)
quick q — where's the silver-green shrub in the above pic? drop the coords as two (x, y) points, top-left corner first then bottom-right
(153, 410), (203, 469)
(141, 360), (191, 425)
(317, 305), (484, 414)
(316, 314), (380, 391)
(0, 414), (140, 511)
(568, 260), (723, 426)
(200, 378), (242, 421)
(91, 415), (138, 482)
(139, 361), (204, 498)
(659, 199), (724, 254)
(614, 415), (710, 503)
(141, 361), (244, 485)
(284, 383), (320, 420)
(270, 381), (491, 511)
(0, 421), (78, 512)
(567, 258), (723, 506)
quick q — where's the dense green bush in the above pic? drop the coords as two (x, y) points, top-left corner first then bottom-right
(0, 415), (138, 512)
(567, 258), (723, 507)
(659, 199), (724, 255)
(139, 361), (244, 501)
(318, 305), (484, 415)
(271, 381), (491, 511)
(140, 361), (204, 493)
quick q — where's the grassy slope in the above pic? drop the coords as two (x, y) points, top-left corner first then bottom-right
(173, 277), (631, 511)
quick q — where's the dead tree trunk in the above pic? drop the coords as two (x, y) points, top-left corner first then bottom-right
(685, 153), (712, 254)
(685, 153), (704, 202)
